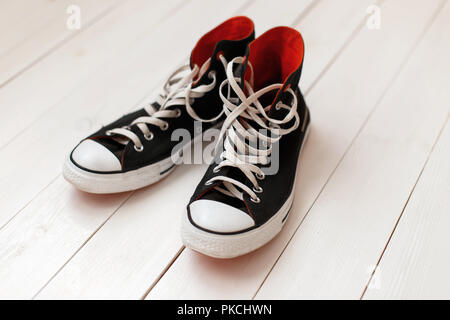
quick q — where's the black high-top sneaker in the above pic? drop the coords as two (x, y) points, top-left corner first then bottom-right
(63, 17), (254, 193)
(182, 27), (310, 258)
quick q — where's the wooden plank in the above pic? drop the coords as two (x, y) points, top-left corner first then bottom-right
(0, 0), (322, 229)
(0, 0), (123, 89)
(0, 0), (183, 228)
(0, 0), (53, 57)
(0, 0), (170, 149)
(0, 0), (365, 244)
(33, 0), (321, 299)
(0, 178), (128, 299)
(146, 0), (444, 299)
(299, 0), (373, 92)
(34, 0), (374, 300)
(0, 0), (251, 299)
(243, 0), (314, 33)
(256, 0), (450, 299)
(363, 121), (450, 299)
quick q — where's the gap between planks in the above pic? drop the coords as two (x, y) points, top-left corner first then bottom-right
(145, 0), (445, 300)
(254, 0), (448, 299)
(257, 0), (448, 300)
(28, 0), (254, 300)
(144, 0), (382, 299)
(0, 0), (189, 153)
(31, 0), (326, 298)
(360, 112), (450, 299)
(0, 0), (193, 232)
(0, 0), (390, 300)
(29, 0), (256, 299)
(0, 0), (125, 91)
(31, 191), (134, 299)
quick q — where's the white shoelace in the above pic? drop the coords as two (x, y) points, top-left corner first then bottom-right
(205, 56), (300, 203)
(106, 56), (228, 152)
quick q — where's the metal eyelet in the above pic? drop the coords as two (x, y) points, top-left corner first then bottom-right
(256, 172), (265, 180)
(144, 132), (154, 141)
(105, 130), (113, 136)
(208, 70), (216, 79)
(161, 123), (169, 131)
(204, 180), (213, 186)
(174, 108), (182, 118)
(275, 102), (282, 110)
(134, 145), (144, 152)
(250, 196), (261, 204)
(213, 166), (220, 173)
(216, 51), (224, 62)
(270, 123), (281, 130)
(253, 186), (263, 193)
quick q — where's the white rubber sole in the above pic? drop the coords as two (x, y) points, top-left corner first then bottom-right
(63, 125), (220, 194)
(181, 126), (310, 259)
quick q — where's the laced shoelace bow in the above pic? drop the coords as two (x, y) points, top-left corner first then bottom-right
(205, 56), (301, 203)
(106, 56), (228, 152)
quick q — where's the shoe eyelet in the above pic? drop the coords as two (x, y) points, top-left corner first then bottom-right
(250, 196), (261, 204)
(270, 123), (281, 130)
(256, 172), (265, 180)
(161, 123), (169, 131)
(208, 70), (216, 79)
(175, 108), (182, 118)
(106, 130), (113, 136)
(253, 186), (263, 193)
(213, 166), (220, 173)
(144, 132), (154, 141)
(216, 51), (225, 62)
(134, 145), (144, 152)
(275, 102), (282, 110)
(204, 180), (213, 186)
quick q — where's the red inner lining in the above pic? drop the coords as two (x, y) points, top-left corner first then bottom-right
(246, 26), (304, 92)
(190, 16), (254, 68)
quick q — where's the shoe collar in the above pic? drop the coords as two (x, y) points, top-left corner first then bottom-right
(190, 16), (255, 80)
(241, 26), (305, 116)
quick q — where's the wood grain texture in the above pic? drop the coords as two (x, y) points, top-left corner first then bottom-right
(0, 0), (123, 89)
(364, 4), (450, 299)
(0, 178), (128, 299)
(0, 0), (251, 299)
(364, 117), (450, 299)
(256, 0), (449, 299)
(0, 0), (183, 227)
(0, 0), (448, 300)
(0, 0), (172, 149)
(147, 0), (443, 299)
(0, 0), (47, 54)
(0, 0), (61, 57)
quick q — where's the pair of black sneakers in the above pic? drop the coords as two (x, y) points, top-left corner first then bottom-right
(63, 16), (310, 258)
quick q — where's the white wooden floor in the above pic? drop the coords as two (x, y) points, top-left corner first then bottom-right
(0, 0), (449, 300)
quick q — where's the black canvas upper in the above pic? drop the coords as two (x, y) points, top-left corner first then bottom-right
(188, 27), (310, 232)
(70, 17), (255, 174)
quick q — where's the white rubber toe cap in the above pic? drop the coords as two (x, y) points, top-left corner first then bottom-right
(189, 199), (255, 233)
(71, 139), (122, 172)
